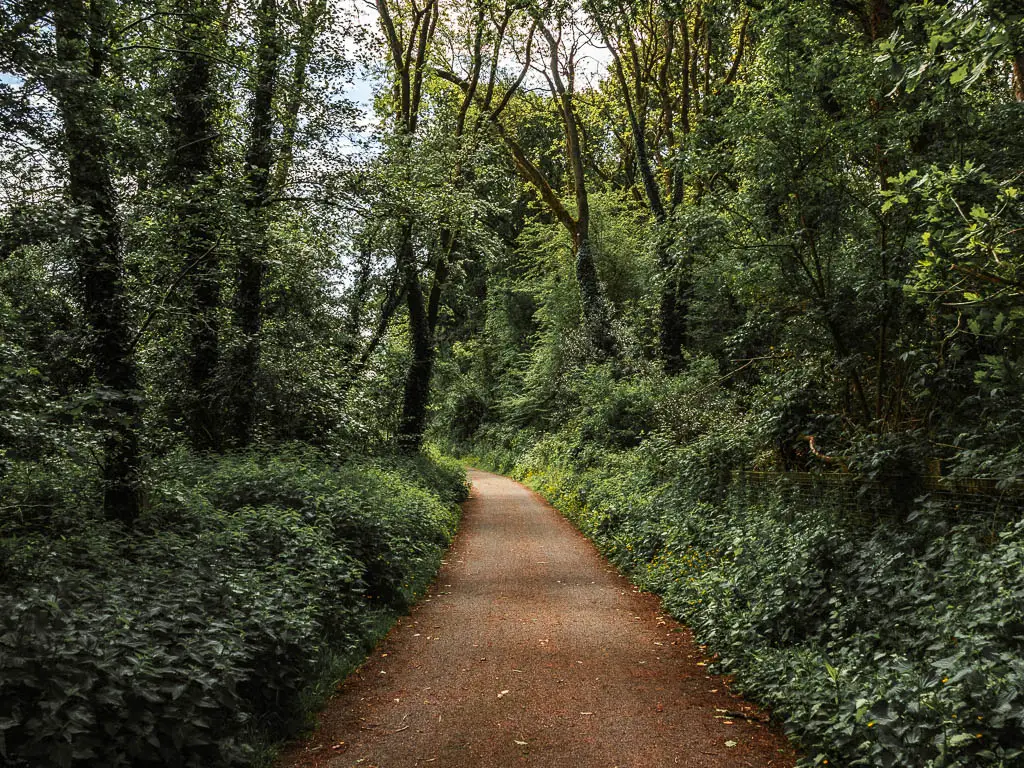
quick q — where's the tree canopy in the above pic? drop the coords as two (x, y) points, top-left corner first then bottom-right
(2, 0), (1024, 763)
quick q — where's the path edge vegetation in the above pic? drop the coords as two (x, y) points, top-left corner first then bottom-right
(3, 0), (1023, 766)
(0, 447), (467, 768)
(453, 439), (1024, 768)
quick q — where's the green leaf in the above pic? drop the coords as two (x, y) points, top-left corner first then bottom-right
(948, 733), (975, 748)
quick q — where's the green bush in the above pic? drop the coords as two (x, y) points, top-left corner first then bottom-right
(0, 448), (464, 767)
(476, 423), (1024, 767)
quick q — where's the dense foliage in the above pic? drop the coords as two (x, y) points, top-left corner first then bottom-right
(2, 2), (473, 761)
(3, 0), (1023, 764)
(456, 365), (1024, 766)
(0, 449), (465, 767)
(424, 4), (1023, 762)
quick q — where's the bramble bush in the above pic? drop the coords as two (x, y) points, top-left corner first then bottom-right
(0, 447), (466, 767)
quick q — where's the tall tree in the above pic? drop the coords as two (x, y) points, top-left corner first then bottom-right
(51, 0), (142, 523)
(439, 6), (618, 358)
(165, 0), (226, 451)
(273, 0), (328, 190)
(224, 0), (282, 447)
(534, 14), (617, 358)
(375, 0), (439, 448)
(588, 0), (749, 371)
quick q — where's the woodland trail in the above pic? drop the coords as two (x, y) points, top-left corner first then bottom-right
(277, 470), (796, 768)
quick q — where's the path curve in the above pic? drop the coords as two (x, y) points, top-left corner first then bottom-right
(277, 469), (796, 768)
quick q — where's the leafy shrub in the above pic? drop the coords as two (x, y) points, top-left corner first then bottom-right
(473, 415), (1024, 767)
(0, 449), (464, 767)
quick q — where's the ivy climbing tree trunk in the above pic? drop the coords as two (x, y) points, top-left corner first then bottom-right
(52, 0), (142, 524)
(397, 226), (434, 445)
(225, 0), (280, 447)
(166, 0), (225, 451)
(375, 0), (439, 450)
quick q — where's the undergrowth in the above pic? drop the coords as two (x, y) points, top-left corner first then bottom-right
(0, 446), (467, 767)
(456, 387), (1024, 768)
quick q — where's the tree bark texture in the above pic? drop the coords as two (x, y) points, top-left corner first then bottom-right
(397, 228), (434, 448)
(53, 0), (142, 523)
(225, 0), (280, 447)
(166, 0), (224, 451)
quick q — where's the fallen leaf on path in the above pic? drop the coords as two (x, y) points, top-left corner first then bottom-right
(498, 690), (510, 698)
(725, 741), (737, 748)
(580, 712), (594, 715)
(514, 740), (528, 746)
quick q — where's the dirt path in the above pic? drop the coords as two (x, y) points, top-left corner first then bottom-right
(277, 469), (796, 768)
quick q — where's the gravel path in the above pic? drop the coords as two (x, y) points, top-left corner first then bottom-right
(277, 469), (796, 768)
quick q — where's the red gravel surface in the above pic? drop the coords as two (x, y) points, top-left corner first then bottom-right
(276, 469), (797, 768)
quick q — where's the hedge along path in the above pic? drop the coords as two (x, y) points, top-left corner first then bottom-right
(277, 470), (796, 768)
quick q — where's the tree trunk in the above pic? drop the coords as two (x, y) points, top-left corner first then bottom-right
(1014, 51), (1023, 101)
(865, 0), (892, 42)
(53, 0), (142, 524)
(657, 236), (689, 373)
(225, 0), (280, 447)
(427, 229), (455, 335)
(166, 0), (224, 451)
(574, 233), (617, 359)
(397, 227), (434, 449)
(347, 280), (405, 383)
